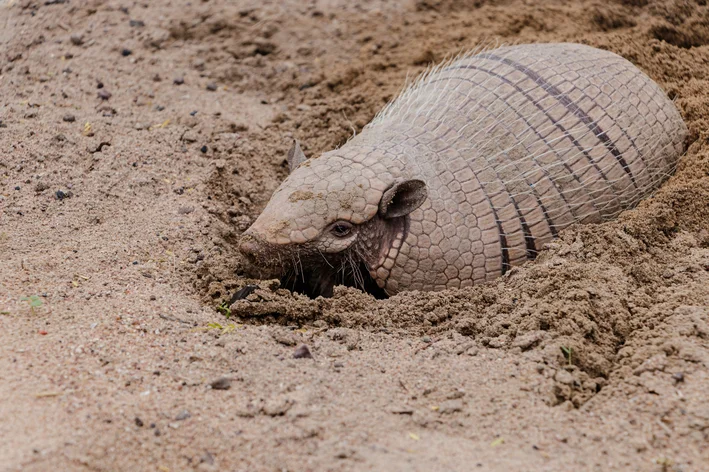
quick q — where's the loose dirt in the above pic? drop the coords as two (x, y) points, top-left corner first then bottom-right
(1, 0), (708, 470)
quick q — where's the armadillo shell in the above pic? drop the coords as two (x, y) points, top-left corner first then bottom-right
(361, 43), (687, 293)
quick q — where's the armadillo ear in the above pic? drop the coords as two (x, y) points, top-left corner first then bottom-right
(379, 179), (428, 219)
(287, 140), (307, 173)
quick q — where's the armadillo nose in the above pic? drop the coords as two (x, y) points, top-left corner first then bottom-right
(238, 234), (262, 260)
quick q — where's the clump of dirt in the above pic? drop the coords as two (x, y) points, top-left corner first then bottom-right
(647, 0), (709, 48)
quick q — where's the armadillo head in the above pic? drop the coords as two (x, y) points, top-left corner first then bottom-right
(238, 141), (427, 297)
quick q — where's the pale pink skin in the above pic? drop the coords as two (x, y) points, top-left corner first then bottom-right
(239, 43), (687, 297)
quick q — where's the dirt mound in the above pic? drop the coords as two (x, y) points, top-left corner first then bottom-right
(191, 0), (709, 406)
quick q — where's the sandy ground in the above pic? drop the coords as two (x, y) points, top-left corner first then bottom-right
(1, 0), (708, 470)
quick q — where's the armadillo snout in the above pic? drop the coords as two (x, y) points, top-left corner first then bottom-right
(238, 231), (290, 280)
(238, 233), (265, 263)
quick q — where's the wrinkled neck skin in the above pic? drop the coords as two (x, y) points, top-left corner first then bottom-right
(243, 213), (407, 299)
(286, 214), (407, 299)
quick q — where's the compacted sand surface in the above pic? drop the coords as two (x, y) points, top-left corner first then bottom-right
(1, 0), (708, 470)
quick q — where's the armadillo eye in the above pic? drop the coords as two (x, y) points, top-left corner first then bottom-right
(330, 221), (353, 237)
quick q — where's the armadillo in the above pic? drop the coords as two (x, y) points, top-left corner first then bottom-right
(238, 43), (687, 297)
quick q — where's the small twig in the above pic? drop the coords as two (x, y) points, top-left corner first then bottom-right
(89, 142), (111, 154)
(656, 419), (673, 435)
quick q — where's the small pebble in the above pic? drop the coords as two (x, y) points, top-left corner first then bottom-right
(673, 372), (685, 383)
(293, 344), (313, 359)
(62, 114), (76, 123)
(210, 377), (232, 390)
(175, 410), (191, 421)
(150, 295), (156, 301)
(173, 76), (185, 85)
(438, 399), (464, 414)
(70, 33), (83, 45)
(134, 417), (144, 427)
(193, 58), (206, 70)
(200, 452), (215, 465)
(98, 89), (112, 100)
(14, 186), (20, 191)
(554, 370), (574, 385)
(129, 19), (145, 27)
(200, 145), (208, 153)
(55, 190), (67, 200)
(121, 48), (132, 57)
(206, 82), (217, 91)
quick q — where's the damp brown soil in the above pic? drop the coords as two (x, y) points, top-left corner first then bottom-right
(1, 0), (708, 470)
